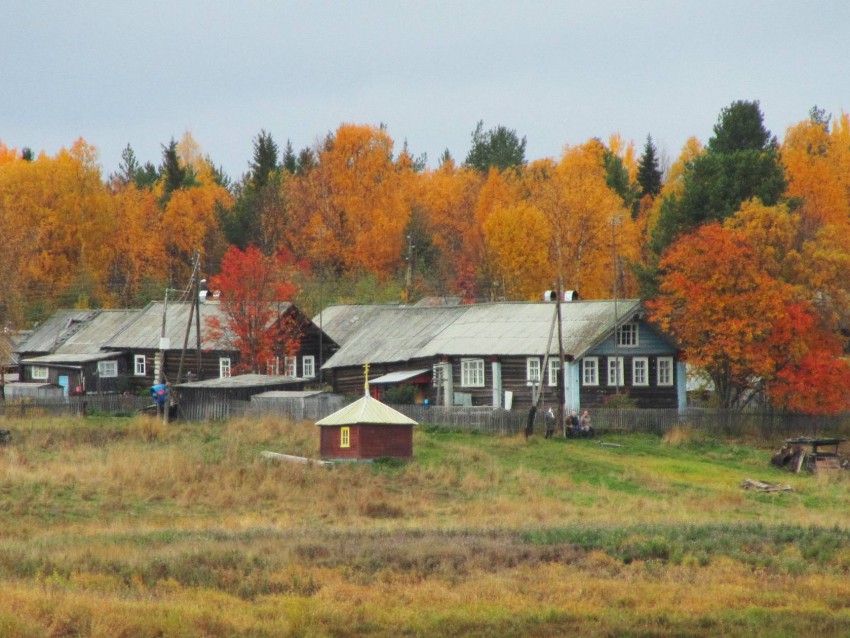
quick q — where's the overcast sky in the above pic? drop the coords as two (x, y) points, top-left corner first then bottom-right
(2, 1), (849, 182)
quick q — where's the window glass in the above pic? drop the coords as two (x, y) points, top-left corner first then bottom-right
(633, 357), (648, 386)
(461, 359), (485, 387)
(582, 358), (598, 386)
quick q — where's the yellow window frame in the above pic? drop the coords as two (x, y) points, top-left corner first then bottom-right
(340, 426), (350, 448)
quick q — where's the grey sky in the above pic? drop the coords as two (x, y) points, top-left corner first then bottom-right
(2, 1), (849, 181)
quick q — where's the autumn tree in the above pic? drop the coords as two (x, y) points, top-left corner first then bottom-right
(648, 222), (850, 412)
(411, 158), (485, 298)
(528, 141), (636, 299)
(290, 124), (411, 277)
(107, 183), (168, 306)
(483, 201), (551, 299)
(782, 113), (850, 231)
(464, 121), (527, 173)
(205, 245), (302, 373)
(0, 139), (116, 318)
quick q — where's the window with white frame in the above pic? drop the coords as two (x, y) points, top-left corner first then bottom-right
(526, 357), (541, 385)
(219, 357), (231, 378)
(98, 360), (118, 378)
(134, 354), (146, 376)
(285, 356), (297, 376)
(607, 356), (624, 386)
(31, 366), (49, 381)
(657, 357), (674, 386)
(617, 322), (639, 347)
(548, 358), (560, 387)
(461, 359), (485, 387)
(632, 357), (649, 386)
(582, 357), (598, 386)
(302, 355), (315, 378)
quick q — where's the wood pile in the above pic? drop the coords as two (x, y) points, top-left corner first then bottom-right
(741, 478), (793, 493)
(770, 438), (848, 474)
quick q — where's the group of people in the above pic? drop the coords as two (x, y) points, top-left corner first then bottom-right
(544, 408), (593, 439)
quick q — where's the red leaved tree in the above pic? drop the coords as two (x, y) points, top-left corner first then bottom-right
(206, 245), (303, 374)
(648, 223), (850, 413)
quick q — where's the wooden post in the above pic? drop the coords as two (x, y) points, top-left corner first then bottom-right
(556, 279), (566, 437)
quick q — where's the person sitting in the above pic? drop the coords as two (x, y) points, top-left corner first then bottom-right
(567, 411), (580, 438)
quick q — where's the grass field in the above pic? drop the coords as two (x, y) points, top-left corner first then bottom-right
(1, 414), (850, 637)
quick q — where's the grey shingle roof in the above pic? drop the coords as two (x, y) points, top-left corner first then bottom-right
(321, 300), (642, 369)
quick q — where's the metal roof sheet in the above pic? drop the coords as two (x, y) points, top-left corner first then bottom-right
(105, 301), (294, 351)
(322, 300), (642, 369)
(53, 310), (140, 354)
(313, 304), (398, 347)
(252, 390), (328, 399)
(315, 394), (417, 426)
(22, 352), (120, 365)
(369, 369), (431, 384)
(15, 310), (98, 354)
(174, 373), (301, 389)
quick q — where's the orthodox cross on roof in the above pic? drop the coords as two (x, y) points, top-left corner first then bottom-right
(363, 362), (370, 395)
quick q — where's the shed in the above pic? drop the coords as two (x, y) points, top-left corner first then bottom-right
(251, 390), (345, 421)
(316, 393), (417, 460)
(174, 374), (306, 421)
(3, 382), (64, 400)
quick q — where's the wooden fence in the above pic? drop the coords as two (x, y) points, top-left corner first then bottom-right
(0, 395), (151, 419)
(384, 405), (850, 441)
(4, 393), (850, 443)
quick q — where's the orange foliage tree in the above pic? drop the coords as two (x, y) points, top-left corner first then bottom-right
(107, 184), (168, 306)
(205, 245), (303, 374)
(649, 222), (850, 412)
(482, 201), (551, 300)
(161, 176), (232, 284)
(782, 115), (850, 230)
(291, 125), (411, 277)
(0, 139), (115, 320)
(529, 141), (635, 299)
(413, 158), (484, 299)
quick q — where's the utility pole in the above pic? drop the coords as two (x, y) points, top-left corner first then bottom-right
(612, 215), (622, 396)
(176, 250), (201, 389)
(404, 234), (414, 304)
(556, 277), (567, 437)
(157, 287), (169, 422)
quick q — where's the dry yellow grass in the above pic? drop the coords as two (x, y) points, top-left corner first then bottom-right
(2, 414), (850, 635)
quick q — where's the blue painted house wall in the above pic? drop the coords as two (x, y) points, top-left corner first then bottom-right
(570, 319), (684, 411)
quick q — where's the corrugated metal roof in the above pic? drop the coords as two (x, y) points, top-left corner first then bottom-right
(105, 301), (294, 351)
(22, 352), (119, 365)
(313, 304), (398, 347)
(322, 300), (642, 369)
(53, 310), (140, 354)
(370, 369), (431, 384)
(316, 394), (417, 426)
(0, 335), (17, 367)
(15, 310), (98, 354)
(252, 390), (328, 399)
(174, 373), (302, 389)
